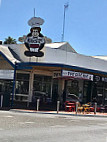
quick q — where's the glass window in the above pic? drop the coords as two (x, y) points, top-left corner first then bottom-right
(33, 75), (52, 97)
(0, 80), (13, 94)
(15, 80), (29, 94)
(67, 80), (79, 96)
(15, 73), (29, 94)
(17, 73), (29, 80)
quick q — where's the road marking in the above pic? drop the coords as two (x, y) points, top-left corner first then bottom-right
(50, 125), (66, 128)
(19, 122), (35, 124)
(24, 122), (35, 124)
(3, 115), (13, 118)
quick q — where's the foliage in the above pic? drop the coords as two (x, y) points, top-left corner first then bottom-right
(4, 36), (17, 44)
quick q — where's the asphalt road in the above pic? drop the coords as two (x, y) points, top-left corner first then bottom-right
(0, 111), (107, 142)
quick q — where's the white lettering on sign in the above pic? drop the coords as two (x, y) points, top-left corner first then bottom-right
(27, 36), (44, 44)
(30, 48), (38, 52)
(62, 70), (93, 81)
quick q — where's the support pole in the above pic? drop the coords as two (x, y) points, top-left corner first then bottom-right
(76, 102), (78, 115)
(1, 95), (3, 107)
(57, 101), (60, 114)
(37, 99), (40, 111)
(94, 102), (97, 114)
(11, 62), (17, 107)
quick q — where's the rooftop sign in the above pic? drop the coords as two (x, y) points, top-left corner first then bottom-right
(24, 16), (45, 57)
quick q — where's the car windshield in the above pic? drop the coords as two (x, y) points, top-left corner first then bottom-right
(34, 91), (48, 97)
(66, 94), (79, 101)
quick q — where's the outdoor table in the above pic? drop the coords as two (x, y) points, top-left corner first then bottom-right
(82, 104), (90, 113)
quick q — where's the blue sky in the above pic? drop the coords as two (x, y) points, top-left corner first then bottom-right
(0, 0), (107, 56)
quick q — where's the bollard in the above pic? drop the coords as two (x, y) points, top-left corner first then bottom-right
(76, 102), (78, 115)
(37, 99), (40, 111)
(94, 102), (97, 114)
(1, 95), (3, 107)
(57, 101), (60, 114)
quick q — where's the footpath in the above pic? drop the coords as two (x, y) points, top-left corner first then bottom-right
(9, 109), (107, 118)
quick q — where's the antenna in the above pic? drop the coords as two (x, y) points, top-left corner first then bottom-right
(62, 3), (69, 42)
(34, 8), (35, 17)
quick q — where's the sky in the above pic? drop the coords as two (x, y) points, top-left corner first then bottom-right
(0, 0), (107, 56)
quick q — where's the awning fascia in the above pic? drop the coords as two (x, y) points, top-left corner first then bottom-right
(16, 62), (107, 76)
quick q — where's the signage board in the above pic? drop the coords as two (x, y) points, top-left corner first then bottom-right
(102, 77), (107, 82)
(23, 17), (45, 57)
(0, 70), (14, 80)
(62, 70), (93, 81)
(53, 71), (61, 78)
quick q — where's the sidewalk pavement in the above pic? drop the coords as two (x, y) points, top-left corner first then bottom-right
(9, 109), (107, 118)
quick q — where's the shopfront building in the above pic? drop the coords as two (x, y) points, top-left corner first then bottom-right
(0, 16), (107, 109)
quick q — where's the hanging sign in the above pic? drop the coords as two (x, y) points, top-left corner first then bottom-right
(24, 17), (45, 57)
(62, 70), (93, 81)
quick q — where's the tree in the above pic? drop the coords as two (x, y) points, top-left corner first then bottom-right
(4, 36), (17, 44)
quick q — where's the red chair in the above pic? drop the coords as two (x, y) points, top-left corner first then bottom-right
(90, 107), (94, 112)
(65, 101), (75, 112)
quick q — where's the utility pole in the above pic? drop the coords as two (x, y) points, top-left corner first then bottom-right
(62, 3), (69, 42)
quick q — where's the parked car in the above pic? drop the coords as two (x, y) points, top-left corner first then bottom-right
(32, 91), (48, 103)
(66, 93), (79, 103)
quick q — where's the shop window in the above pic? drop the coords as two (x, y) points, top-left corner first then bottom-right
(83, 81), (92, 104)
(0, 80), (13, 94)
(33, 75), (52, 98)
(43, 76), (51, 82)
(17, 73), (29, 80)
(15, 73), (29, 95)
(67, 80), (79, 96)
(52, 79), (58, 103)
(33, 81), (42, 91)
(13, 73), (29, 102)
(104, 82), (107, 105)
(34, 75), (42, 82)
(15, 80), (29, 94)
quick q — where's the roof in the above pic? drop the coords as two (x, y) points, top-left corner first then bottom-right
(92, 55), (107, 61)
(0, 42), (107, 75)
(45, 42), (77, 53)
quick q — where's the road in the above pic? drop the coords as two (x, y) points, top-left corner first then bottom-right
(0, 111), (107, 142)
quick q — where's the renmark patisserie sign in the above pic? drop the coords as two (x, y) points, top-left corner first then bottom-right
(62, 70), (93, 81)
